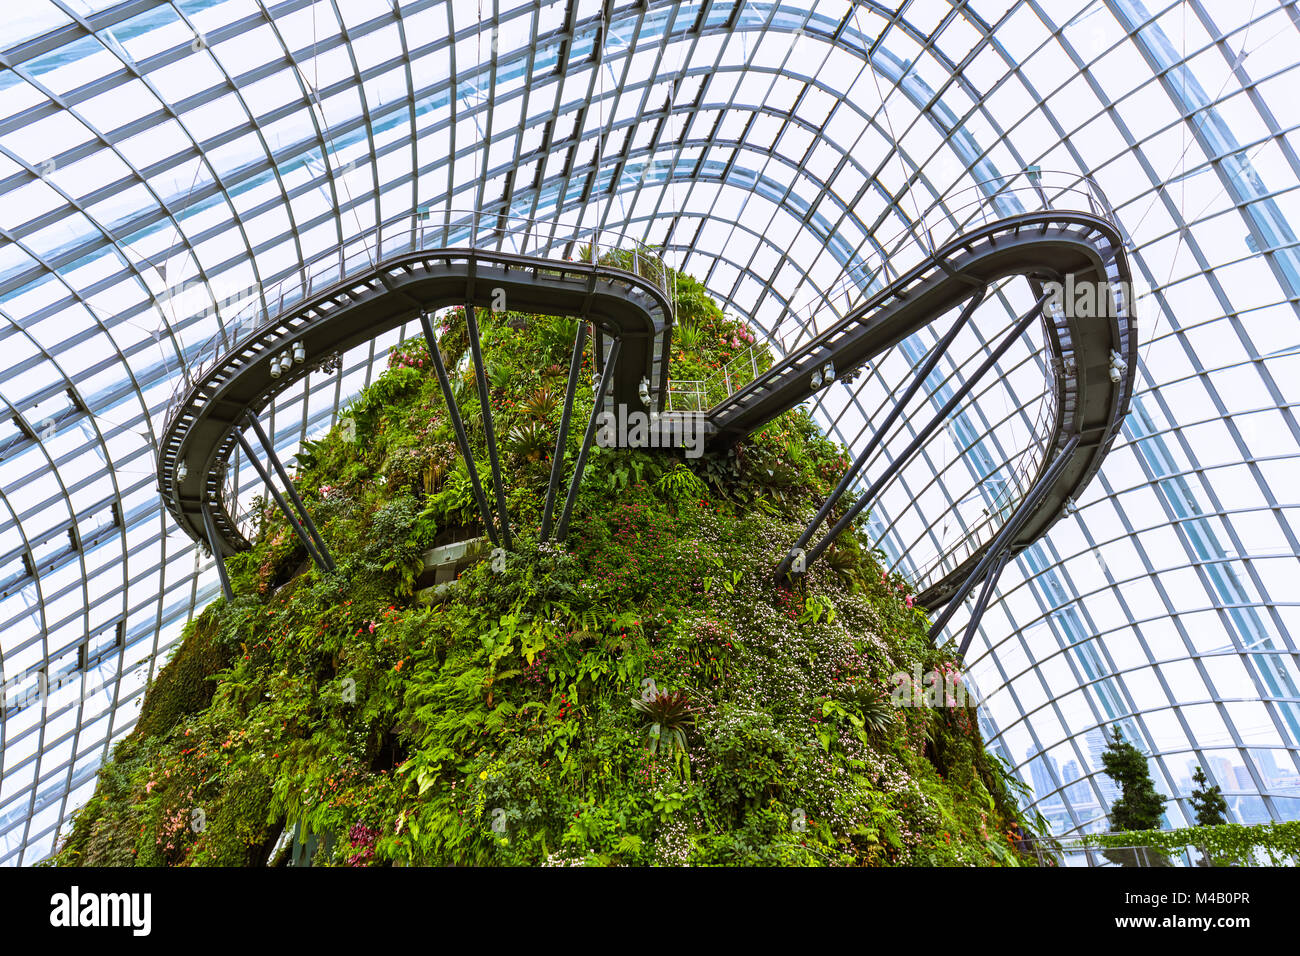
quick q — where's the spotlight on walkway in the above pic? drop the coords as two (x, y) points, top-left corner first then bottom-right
(293, 342), (305, 364)
(1108, 349), (1127, 383)
(270, 354), (281, 378)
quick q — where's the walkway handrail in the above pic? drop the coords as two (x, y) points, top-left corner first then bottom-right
(772, 170), (1111, 354)
(164, 209), (675, 434)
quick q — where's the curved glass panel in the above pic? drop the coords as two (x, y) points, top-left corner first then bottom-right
(1, 0), (1298, 862)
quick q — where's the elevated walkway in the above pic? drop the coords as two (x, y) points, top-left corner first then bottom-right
(158, 183), (1136, 653)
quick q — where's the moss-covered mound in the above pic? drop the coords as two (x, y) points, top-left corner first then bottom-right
(53, 264), (1039, 866)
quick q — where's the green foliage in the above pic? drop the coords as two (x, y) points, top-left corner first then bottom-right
(673, 320), (703, 352)
(135, 609), (234, 739)
(1100, 724), (1169, 866)
(51, 265), (1041, 869)
(1101, 724), (1167, 832)
(631, 688), (694, 763)
(1081, 821), (1300, 867)
(1189, 765), (1228, 827)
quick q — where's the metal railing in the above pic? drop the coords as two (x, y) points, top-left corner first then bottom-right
(769, 170), (1112, 355)
(664, 380), (707, 412)
(1032, 834), (1297, 867)
(901, 383), (1060, 595)
(695, 341), (776, 407)
(164, 209), (675, 431)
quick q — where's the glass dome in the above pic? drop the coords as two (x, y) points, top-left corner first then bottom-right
(1, 0), (1298, 863)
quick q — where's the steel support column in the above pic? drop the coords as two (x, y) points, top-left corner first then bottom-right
(776, 287), (987, 579)
(201, 501), (234, 601)
(541, 318), (589, 541)
(955, 547), (1010, 659)
(235, 431), (331, 573)
(556, 338), (621, 542)
(927, 434), (1081, 645)
(464, 302), (512, 549)
(419, 310), (500, 546)
(797, 291), (1052, 574)
(244, 410), (335, 571)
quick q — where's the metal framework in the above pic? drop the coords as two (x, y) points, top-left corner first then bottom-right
(2, 0), (1300, 862)
(161, 201), (1133, 626)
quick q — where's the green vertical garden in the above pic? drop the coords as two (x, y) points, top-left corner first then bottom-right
(52, 266), (1040, 867)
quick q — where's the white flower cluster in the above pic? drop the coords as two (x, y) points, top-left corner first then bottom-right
(648, 816), (693, 866)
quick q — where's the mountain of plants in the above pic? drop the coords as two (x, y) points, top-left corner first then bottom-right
(51, 258), (1043, 867)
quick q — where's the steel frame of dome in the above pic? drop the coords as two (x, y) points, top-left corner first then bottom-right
(1, 0), (1299, 864)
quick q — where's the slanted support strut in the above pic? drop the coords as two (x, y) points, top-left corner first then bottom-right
(419, 310), (499, 547)
(464, 302), (512, 549)
(244, 410), (335, 571)
(954, 547), (1010, 659)
(541, 318), (589, 541)
(201, 501), (234, 601)
(926, 434), (1081, 650)
(235, 430), (332, 573)
(793, 290), (1053, 577)
(556, 338), (621, 543)
(776, 287), (987, 581)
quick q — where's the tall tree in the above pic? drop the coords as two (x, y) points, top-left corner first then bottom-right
(1100, 724), (1168, 866)
(1188, 764), (1232, 865)
(1189, 765), (1228, 827)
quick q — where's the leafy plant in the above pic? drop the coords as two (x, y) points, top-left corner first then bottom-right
(487, 362), (514, 392)
(521, 385), (559, 420)
(537, 317), (580, 360)
(631, 688), (694, 758)
(506, 420), (551, 462)
(1189, 765), (1228, 827)
(654, 463), (708, 505)
(852, 685), (896, 735)
(1100, 724), (1169, 866)
(673, 320), (703, 352)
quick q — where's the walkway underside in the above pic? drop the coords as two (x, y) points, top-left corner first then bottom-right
(160, 248), (673, 554)
(159, 210), (1135, 636)
(739, 211), (1135, 615)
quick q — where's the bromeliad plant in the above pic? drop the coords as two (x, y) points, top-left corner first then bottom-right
(633, 688), (695, 772)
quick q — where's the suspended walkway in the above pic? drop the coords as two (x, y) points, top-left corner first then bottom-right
(159, 178), (1137, 655)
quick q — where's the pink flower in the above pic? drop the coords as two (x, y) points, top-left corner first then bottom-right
(905, 596), (914, 608)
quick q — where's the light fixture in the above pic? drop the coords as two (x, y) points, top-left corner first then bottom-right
(638, 376), (650, 406)
(177, 460), (188, 481)
(811, 368), (823, 389)
(1108, 349), (1127, 383)
(270, 354), (281, 378)
(293, 342), (305, 364)
(822, 361), (836, 385)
